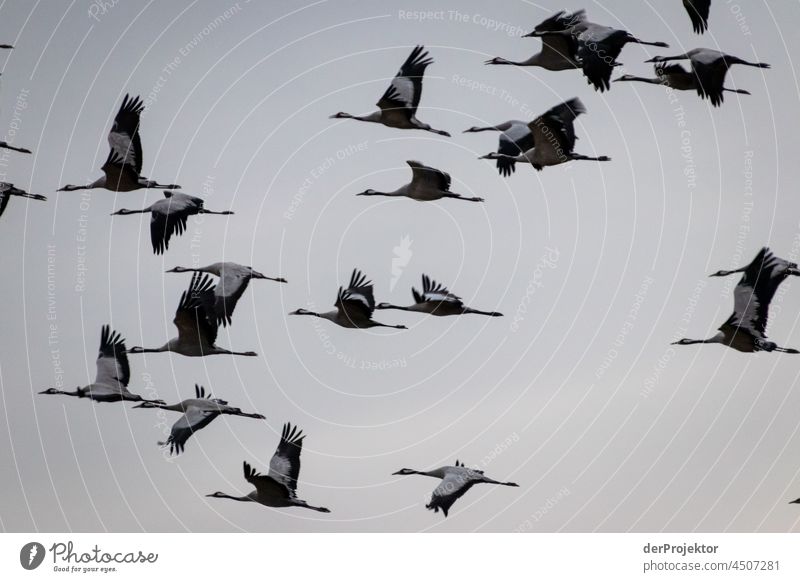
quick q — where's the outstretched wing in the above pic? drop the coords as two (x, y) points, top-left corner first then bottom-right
(413, 274), (463, 305)
(94, 325), (130, 390)
(0, 183), (13, 219)
(335, 268), (375, 321)
(150, 194), (199, 255)
(101, 150), (141, 190)
(407, 160), (451, 191)
(162, 406), (218, 455)
(656, 63), (692, 83)
(107, 94), (144, 176)
(539, 31), (579, 63)
(723, 248), (786, 338)
(691, 54), (728, 106)
(214, 269), (251, 327)
(496, 122), (535, 176)
(267, 423), (305, 496)
(173, 272), (218, 347)
(684, 0), (711, 34)
(426, 470), (478, 518)
(377, 45), (433, 116)
(528, 97), (585, 157)
(244, 461), (291, 500)
(576, 27), (626, 92)
(532, 9), (587, 34)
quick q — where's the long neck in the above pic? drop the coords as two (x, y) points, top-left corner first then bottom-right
(681, 337), (721, 345)
(171, 267), (212, 276)
(60, 183), (94, 191)
(489, 57), (530, 66)
(220, 408), (262, 418)
(216, 492), (252, 502)
(130, 345), (169, 354)
(50, 389), (84, 397)
(361, 190), (403, 197)
(141, 180), (180, 189)
(378, 304), (410, 311)
(423, 468), (446, 478)
(198, 209), (234, 215)
(129, 396), (162, 404)
(627, 35), (668, 48)
(482, 477), (518, 487)
(153, 402), (183, 412)
(621, 76), (659, 85)
(343, 111), (381, 123)
(118, 207), (152, 215)
(406, 469), (432, 477)
(711, 267), (744, 277)
(372, 321), (406, 330)
(651, 54), (689, 62)
(486, 152), (524, 162)
(254, 274), (287, 283)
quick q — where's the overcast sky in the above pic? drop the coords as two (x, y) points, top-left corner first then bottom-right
(2, 0), (800, 533)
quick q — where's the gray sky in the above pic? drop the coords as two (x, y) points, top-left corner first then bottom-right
(2, 0), (800, 532)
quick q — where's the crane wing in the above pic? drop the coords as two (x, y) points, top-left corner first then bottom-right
(496, 122), (535, 176)
(0, 184), (12, 219)
(413, 274), (463, 305)
(426, 470), (479, 517)
(173, 272), (218, 347)
(101, 150), (141, 190)
(407, 160), (451, 191)
(377, 45), (433, 115)
(531, 9), (587, 34)
(684, 0), (711, 34)
(267, 422), (305, 495)
(149, 196), (195, 255)
(107, 94), (144, 176)
(94, 325), (130, 390)
(540, 32), (578, 63)
(692, 54), (728, 106)
(723, 248), (786, 338)
(335, 268), (375, 321)
(243, 461), (291, 499)
(575, 27), (626, 92)
(657, 63), (691, 77)
(213, 269), (251, 327)
(163, 406), (219, 455)
(528, 97), (585, 158)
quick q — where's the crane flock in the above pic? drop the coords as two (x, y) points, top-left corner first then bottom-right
(10, 0), (799, 523)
